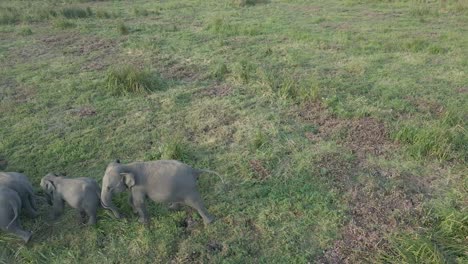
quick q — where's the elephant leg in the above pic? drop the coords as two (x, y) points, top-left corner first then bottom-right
(131, 191), (149, 224)
(184, 193), (214, 225)
(23, 198), (38, 218)
(168, 202), (183, 210)
(7, 221), (32, 243)
(79, 210), (87, 224)
(85, 207), (97, 225)
(51, 198), (64, 220)
(128, 194), (137, 214)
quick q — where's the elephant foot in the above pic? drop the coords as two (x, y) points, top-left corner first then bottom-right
(87, 218), (97, 226)
(138, 217), (149, 224)
(27, 210), (39, 219)
(79, 212), (87, 224)
(23, 231), (32, 243)
(168, 203), (183, 211)
(203, 216), (215, 225)
(111, 211), (123, 219)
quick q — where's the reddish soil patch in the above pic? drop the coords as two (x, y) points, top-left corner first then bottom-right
(249, 159), (270, 180)
(200, 84), (233, 97)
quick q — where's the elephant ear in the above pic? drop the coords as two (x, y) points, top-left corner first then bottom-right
(42, 179), (56, 195)
(122, 173), (135, 188)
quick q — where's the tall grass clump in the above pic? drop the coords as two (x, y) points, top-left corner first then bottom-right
(232, 0), (269, 7)
(256, 68), (321, 103)
(106, 65), (165, 95)
(95, 10), (111, 19)
(209, 61), (229, 81)
(383, 208), (468, 263)
(144, 136), (190, 161)
(118, 22), (129, 35)
(61, 7), (92, 19)
(394, 110), (466, 161)
(18, 27), (33, 36)
(0, 7), (20, 24)
(53, 18), (76, 29)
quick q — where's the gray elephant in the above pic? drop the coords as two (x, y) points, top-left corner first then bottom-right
(0, 172), (38, 218)
(0, 186), (32, 242)
(40, 173), (101, 225)
(101, 160), (223, 225)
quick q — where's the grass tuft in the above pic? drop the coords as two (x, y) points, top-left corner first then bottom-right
(0, 7), (20, 25)
(118, 22), (129, 35)
(95, 10), (112, 19)
(53, 18), (76, 29)
(209, 61), (229, 81)
(18, 26), (33, 36)
(232, 0), (269, 7)
(61, 7), (93, 19)
(105, 65), (165, 95)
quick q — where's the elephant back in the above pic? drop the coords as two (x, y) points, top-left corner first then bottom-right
(0, 172), (34, 199)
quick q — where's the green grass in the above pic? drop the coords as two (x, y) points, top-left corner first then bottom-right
(0, 0), (467, 262)
(106, 65), (166, 95)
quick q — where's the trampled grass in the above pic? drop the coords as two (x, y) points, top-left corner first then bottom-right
(0, 0), (466, 263)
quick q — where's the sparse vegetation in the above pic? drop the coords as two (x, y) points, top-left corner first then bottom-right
(61, 7), (92, 19)
(0, 0), (466, 263)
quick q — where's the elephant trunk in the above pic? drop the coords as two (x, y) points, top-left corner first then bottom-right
(101, 190), (121, 219)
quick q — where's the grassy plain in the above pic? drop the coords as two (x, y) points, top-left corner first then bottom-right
(0, 0), (467, 263)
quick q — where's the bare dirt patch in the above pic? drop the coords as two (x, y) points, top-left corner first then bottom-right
(199, 84), (233, 97)
(297, 102), (427, 262)
(206, 241), (223, 253)
(456, 86), (468, 94)
(249, 159), (270, 180)
(299, 102), (392, 158)
(406, 96), (445, 116)
(0, 79), (36, 104)
(344, 117), (389, 158)
(7, 33), (119, 72)
(161, 62), (200, 82)
(69, 106), (97, 117)
(67, 37), (118, 56)
(319, 171), (425, 263)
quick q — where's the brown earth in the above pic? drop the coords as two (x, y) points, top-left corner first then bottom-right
(297, 102), (427, 263)
(200, 84), (233, 97)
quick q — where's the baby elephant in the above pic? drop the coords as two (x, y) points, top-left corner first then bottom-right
(40, 173), (101, 225)
(0, 186), (32, 243)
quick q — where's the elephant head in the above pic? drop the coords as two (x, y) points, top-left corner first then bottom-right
(101, 160), (135, 219)
(40, 173), (58, 206)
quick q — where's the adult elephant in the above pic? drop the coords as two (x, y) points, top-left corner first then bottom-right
(0, 172), (38, 218)
(101, 160), (222, 224)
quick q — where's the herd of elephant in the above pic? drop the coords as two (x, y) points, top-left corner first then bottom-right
(0, 159), (223, 243)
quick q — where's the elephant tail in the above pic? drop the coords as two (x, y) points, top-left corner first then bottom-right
(195, 169), (225, 184)
(7, 201), (19, 230)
